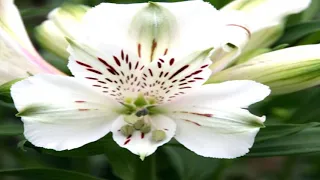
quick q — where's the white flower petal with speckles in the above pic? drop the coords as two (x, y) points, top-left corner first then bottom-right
(167, 106), (265, 158)
(111, 115), (176, 159)
(11, 74), (121, 151)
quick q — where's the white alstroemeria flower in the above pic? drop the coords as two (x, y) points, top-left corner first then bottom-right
(11, 1), (270, 159)
(0, 0), (62, 84)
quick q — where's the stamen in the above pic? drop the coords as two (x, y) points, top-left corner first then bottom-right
(135, 108), (149, 117)
(134, 119), (145, 130)
(152, 130), (166, 142)
(120, 125), (135, 136)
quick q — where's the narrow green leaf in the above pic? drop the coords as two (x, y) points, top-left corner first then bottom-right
(289, 88), (320, 123)
(0, 168), (104, 180)
(162, 144), (221, 180)
(0, 123), (23, 136)
(255, 123), (320, 142)
(0, 79), (23, 103)
(23, 134), (114, 157)
(247, 126), (320, 157)
(276, 20), (320, 45)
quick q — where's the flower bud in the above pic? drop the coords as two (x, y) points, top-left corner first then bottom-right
(120, 125), (134, 136)
(208, 45), (320, 95)
(152, 130), (166, 142)
(35, 3), (89, 60)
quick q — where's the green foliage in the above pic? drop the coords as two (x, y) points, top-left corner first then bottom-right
(0, 168), (104, 180)
(248, 126), (320, 157)
(276, 20), (320, 45)
(0, 124), (23, 136)
(0, 79), (23, 103)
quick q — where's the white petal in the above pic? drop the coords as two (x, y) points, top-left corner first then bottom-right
(222, 0), (311, 32)
(0, 0), (35, 53)
(0, 29), (62, 84)
(168, 80), (270, 108)
(11, 74), (121, 151)
(221, 0), (311, 52)
(210, 11), (251, 73)
(82, 1), (221, 61)
(111, 115), (176, 159)
(168, 106), (264, 158)
(140, 48), (213, 104)
(67, 40), (145, 101)
(68, 39), (213, 104)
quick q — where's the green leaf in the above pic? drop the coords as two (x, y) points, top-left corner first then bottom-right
(0, 79), (23, 103)
(105, 145), (179, 180)
(276, 20), (320, 45)
(247, 125), (320, 157)
(0, 168), (104, 180)
(296, 30), (320, 45)
(23, 134), (114, 157)
(289, 88), (320, 123)
(0, 123), (23, 136)
(255, 123), (320, 142)
(162, 144), (221, 180)
(301, 0), (320, 21)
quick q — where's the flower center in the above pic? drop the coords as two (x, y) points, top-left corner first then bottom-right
(119, 94), (166, 142)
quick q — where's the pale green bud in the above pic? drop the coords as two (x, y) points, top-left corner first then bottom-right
(152, 130), (166, 142)
(35, 4), (89, 60)
(140, 124), (151, 134)
(208, 45), (320, 95)
(129, 2), (178, 62)
(120, 125), (134, 136)
(133, 119), (145, 130)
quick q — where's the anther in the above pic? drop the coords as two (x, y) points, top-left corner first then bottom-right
(120, 125), (134, 136)
(152, 130), (166, 141)
(134, 119), (145, 130)
(124, 114), (140, 124)
(140, 124), (151, 133)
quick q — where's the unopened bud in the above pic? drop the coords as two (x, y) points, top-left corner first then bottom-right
(120, 125), (134, 136)
(152, 130), (166, 142)
(134, 119), (145, 130)
(140, 124), (151, 133)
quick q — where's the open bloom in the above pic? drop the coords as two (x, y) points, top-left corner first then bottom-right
(11, 1), (270, 159)
(0, 0), (62, 84)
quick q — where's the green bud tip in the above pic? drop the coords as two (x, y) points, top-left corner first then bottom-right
(120, 125), (134, 136)
(140, 124), (151, 133)
(152, 130), (166, 142)
(134, 119), (145, 130)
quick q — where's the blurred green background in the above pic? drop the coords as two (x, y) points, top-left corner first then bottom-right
(1, 0), (320, 180)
